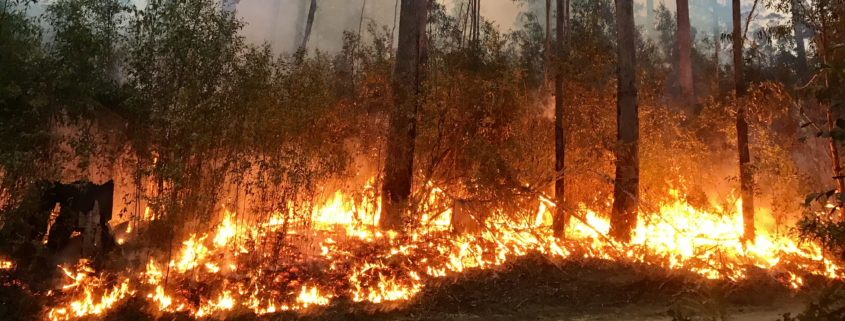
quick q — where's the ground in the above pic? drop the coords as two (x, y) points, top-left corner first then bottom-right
(226, 255), (812, 321)
(2, 254), (817, 321)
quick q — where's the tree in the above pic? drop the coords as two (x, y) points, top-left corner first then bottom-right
(470, 0), (480, 45)
(712, 0), (720, 92)
(292, 0), (306, 49)
(677, 0), (695, 109)
(552, 0), (568, 238)
(610, 0), (640, 242)
(380, 0), (428, 230)
(545, 0), (551, 84)
(791, 0), (808, 79)
(300, 0), (318, 50)
(732, 0), (755, 243)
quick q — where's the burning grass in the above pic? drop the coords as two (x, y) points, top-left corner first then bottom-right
(28, 183), (841, 321)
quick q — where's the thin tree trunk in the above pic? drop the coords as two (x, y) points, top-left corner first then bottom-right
(677, 0), (695, 110)
(358, 0), (367, 42)
(545, 0), (551, 85)
(817, 6), (845, 217)
(610, 0), (640, 243)
(791, 0), (808, 79)
(380, 0), (428, 230)
(552, 0), (568, 238)
(300, 0), (318, 50)
(460, 0), (471, 47)
(732, 0), (755, 243)
(353, 0), (367, 102)
(293, 0), (307, 49)
(469, 0), (480, 47)
(475, 0), (480, 44)
(391, 0), (399, 57)
(827, 111), (845, 197)
(713, 0), (720, 93)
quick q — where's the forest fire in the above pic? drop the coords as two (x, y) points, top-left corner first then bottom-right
(3, 0), (845, 319)
(41, 183), (839, 321)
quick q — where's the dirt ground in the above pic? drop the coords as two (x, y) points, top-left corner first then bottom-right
(83, 254), (816, 321)
(391, 300), (805, 321)
(266, 255), (811, 321)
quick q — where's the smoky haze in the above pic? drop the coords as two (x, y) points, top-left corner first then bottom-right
(14, 0), (781, 54)
(232, 0), (780, 55)
(237, 0), (524, 54)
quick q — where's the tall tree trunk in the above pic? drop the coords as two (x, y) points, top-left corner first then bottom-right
(552, 0), (568, 238)
(610, 0), (640, 243)
(732, 0), (755, 243)
(468, 0), (480, 50)
(816, 6), (845, 216)
(460, 1), (470, 47)
(827, 112), (845, 199)
(380, 0), (428, 230)
(475, 0), (480, 44)
(293, 0), (307, 49)
(712, 0), (720, 93)
(353, 0), (367, 101)
(545, 0), (551, 85)
(791, 0), (808, 79)
(677, 0), (695, 110)
(300, 0), (318, 50)
(391, 0), (399, 57)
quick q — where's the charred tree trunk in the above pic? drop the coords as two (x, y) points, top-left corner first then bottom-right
(677, 0), (695, 110)
(380, 0), (428, 231)
(545, 0), (551, 85)
(610, 0), (639, 243)
(791, 0), (808, 79)
(300, 0), (318, 50)
(732, 0), (755, 243)
(552, 0), (568, 238)
(474, 0), (480, 44)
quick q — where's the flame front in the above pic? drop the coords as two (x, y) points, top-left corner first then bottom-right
(43, 185), (840, 320)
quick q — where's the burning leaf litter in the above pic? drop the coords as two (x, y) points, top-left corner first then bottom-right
(42, 185), (840, 321)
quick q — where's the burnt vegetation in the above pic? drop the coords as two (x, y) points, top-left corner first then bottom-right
(1, 0), (845, 320)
